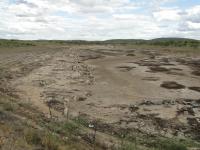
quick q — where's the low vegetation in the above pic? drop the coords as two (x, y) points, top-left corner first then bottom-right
(1, 38), (199, 48)
(0, 39), (200, 150)
(0, 39), (36, 47)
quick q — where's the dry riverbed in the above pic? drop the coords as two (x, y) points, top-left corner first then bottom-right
(1, 44), (200, 149)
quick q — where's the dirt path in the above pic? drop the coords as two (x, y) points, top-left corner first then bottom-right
(10, 46), (200, 141)
(87, 55), (200, 102)
(11, 49), (76, 117)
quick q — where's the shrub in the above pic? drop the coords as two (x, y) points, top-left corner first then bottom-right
(62, 122), (80, 136)
(159, 140), (187, 150)
(41, 132), (59, 150)
(3, 102), (15, 112)
(120, 142), (137, 150)
(24, 128), (41, 145)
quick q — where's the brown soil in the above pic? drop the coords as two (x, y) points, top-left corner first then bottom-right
(149, 66), (169, 72)
(192, 70), (200, 76)
(160, 81), (186, 89)
(189, 87), (200, 92)
(1, 45), (200, 148)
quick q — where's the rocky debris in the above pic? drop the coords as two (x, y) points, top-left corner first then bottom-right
(149, 55), (156, 59)
(153, 116), (171, 128)
(159, 59), (175, 66)
(63, 101), (69, 117)
(179, 58), (200, 76)
(91, 49), (125, 56)
(141, 50), (160, 57)
(175, 99), (200, 118)
(142, 77), (160, 81)
(126, 53), (135, 56)
(103, 104), (128, 110)
(160, 81), (186, 89)
(161, 57), (170, 63)
(136, 60), (160, 67)
(129, 105), (139, 112)
(170, 68), (183, 71)
(39, 80), (47, 87)
(192, 70), (200, 76)
(79, 53), (103, 61)
(191, 103), (200, 109)
(176, 58), (187, 64)
(187, 117), (200, 139)
(187, 117), (200, 126)
(33, 79), (55, 87)
(0, 86), (18, 98)
(177, 58), (200, 66)
(188, 59), (200, 68)
(70, 60), (95, 85)
(71, 72), (81, 79)
(87, 103), (95, 107)
(134, 98), (200, 137)
(116, 65), (136, 71)
(166, 69), (185, 76)
(85, 91), (92, 97)
(140, 100), (155, 105)
(162, 100), (176, 105)
(46, 100), (64, 112)
(140, 99), (179, 106)
(188, 87), (200, 93)
(139, 99), (172, 106)
(0, 87), (9, 94)
(177, 106), (196, 116)
(74, 95), (87, 101)
(149, 66), (169, 72)
(177, 99), (200, 109)
(136, 58), (175, 68)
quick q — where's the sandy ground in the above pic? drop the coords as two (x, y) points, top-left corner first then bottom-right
(9, 45), (200, 139)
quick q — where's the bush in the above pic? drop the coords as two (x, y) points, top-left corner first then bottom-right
(159, 140), (187, 150)
(3, 102), (16, 112)
(120, 143), (137, 150)
(61, 122), (80, 137)
(24, 128), (41, 145)
(41, 132), (59, 150)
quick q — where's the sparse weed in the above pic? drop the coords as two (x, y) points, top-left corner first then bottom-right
(74, 115), (89, 127)
(3, 103), (14, 111)
(41, 132), (59, 150)
(24, 128), (41, 145)
(158, 140), (187, 150)
(119, 142), (137, 150)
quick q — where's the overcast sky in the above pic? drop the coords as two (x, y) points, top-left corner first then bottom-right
(0, 0), (200, 40)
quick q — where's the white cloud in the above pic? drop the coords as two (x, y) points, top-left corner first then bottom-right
(0, 0), (199, 40)
(153, 8), (181, 21)
(186, 5), (200, 23)
(187, 22), (200, 30)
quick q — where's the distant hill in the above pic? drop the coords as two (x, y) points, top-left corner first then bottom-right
(150, 37), (199, 41)
(105, 39), (146, 43)
(148, 38), (199, 47)
(0, 38), (199, 48)
(104, 38), (200, 48)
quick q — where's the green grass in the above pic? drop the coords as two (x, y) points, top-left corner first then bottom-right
(41, 132), (60, 150)
(46, 120), (80, 137)
(0, 93), (92, 150)
(119, 142), (137, 150)
(0, 39), (199, 57)
(24, 128), (65, 150)
(0, 39), (36, 47)
(105, 38), (200, 48)
(158, 141), (187, 150)
(0, 38), (199, 49)
(0, 94), (18, 112)
(24, 128), (42, 145)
